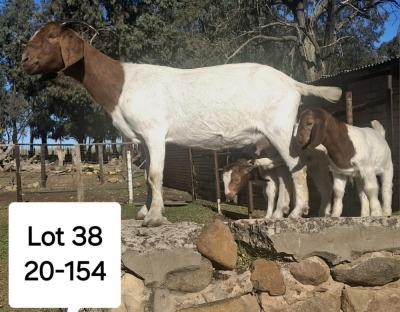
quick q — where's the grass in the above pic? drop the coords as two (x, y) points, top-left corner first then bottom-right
(121, 199), (266, 224)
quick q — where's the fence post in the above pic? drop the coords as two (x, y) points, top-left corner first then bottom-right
(127, 150), (133, 204)
(213, 151), (222, 214)
(14, 144), (23, 202)
(188, 148), (196, 201)
(345, 90), (353, 125)
(98, 144), (104, 184)
(247, 180), (254, 219)
(75, 144), (84, 202)
(40, 144), (47, 188)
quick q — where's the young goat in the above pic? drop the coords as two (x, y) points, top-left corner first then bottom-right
(223, 138), (333, 218)
(21, 21), (342, 226)
(296, 108), (393, 217)
(223, 157), (292, 219)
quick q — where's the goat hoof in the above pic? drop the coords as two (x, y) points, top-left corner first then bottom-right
(142, 217), (164, 227)
(271, 212), (283, 219)
(136, 205), (148, 220)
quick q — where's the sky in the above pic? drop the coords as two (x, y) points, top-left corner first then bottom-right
(378, 9), (400, 45)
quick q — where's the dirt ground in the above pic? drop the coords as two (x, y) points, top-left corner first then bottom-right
(0, 163), (193, 205)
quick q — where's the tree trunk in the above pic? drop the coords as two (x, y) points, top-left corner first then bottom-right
(293, 0), (322, 81)
(40, 130), (48, 160)
(300, 37), (320, 81)
(322, 0), (336, 75)
(29, 127), (35, 157)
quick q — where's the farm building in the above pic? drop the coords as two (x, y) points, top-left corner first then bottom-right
(163, 57), (399, 216)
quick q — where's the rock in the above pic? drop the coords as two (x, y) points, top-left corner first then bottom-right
(331, 252), (400, 286)
(260, 294), (288, 312)
(196, 219), (237, 270)
(177, 294), (259, 312)
(122, 247), (202, 286)
(260, 265), (344, 312)
(342, 286), (400, 312)
(250, 259), (286, 295)
(121, 219), (203, 254)
(153, 288), (172, 312)
(230, 217), (400, 265)
(111, 273), (151, 312)
(289, 256), (330, 286)
(288, 292), (341, 312)
(165, 257), (213, 292)
(200, 270), (253, 302)
(170, 270), (253, 310)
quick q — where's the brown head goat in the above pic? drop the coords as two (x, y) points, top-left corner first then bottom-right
(296, 108), (393, 217)
(22, 21), (342, 226)
(222, 157), (292, 219)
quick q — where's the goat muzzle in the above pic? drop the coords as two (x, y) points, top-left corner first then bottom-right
(225, 193), (238, 204)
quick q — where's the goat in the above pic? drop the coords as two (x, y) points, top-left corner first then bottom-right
(21, 21), (342, 226)
(223, 138), (333, 218)
(223, 157), (293, 219)
(296, 108), (393, 217)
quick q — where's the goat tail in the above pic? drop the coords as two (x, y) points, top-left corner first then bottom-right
(371, 120), (386, 137)
(295, 82), (342, 103)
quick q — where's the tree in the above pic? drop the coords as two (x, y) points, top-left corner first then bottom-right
(216, 0), (399, 81)
(0, 0), (40, 143)
(378, 32), (400, 59)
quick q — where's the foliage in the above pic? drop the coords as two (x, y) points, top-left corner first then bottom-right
(0, 0), (399, 143)
(0, 0), (41, 143)
(378, 32), (400, 59)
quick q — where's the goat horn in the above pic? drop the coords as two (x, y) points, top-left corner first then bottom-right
(61, 20), (99, 43)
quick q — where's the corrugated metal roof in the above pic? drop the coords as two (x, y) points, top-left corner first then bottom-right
(308, 55), (399, 83)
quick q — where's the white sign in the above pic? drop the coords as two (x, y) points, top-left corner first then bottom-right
(9, 202), (121, 312)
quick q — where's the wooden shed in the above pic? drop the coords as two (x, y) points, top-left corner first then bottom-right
(163, 57), (399, 216)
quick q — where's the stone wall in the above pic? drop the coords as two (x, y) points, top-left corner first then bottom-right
(115, 217), (400, 312)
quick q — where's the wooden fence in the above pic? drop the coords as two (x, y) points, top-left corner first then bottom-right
(0, 142), (140, 203)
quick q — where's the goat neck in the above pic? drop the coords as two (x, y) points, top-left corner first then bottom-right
(63, 42), (124, 115)
(320, 115), (355, 170)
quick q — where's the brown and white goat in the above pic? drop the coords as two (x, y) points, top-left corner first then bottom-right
(223, 157), (292, 219)
(296, 108), (393, 217)
(21, 21), (341, 226)
(223, 138), (333, 218)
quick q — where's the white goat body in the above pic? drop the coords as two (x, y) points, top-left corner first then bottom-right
(21, 21), (342, 226)
(296, 108), (393, 217)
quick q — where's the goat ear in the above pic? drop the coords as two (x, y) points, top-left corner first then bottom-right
(308, 120), (327, 148)
(60, 30), (84, 69)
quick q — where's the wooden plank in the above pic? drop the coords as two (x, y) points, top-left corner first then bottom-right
(75, 144), (84, 202)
